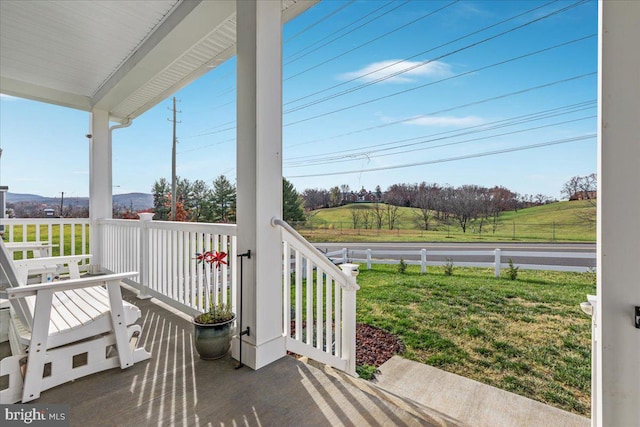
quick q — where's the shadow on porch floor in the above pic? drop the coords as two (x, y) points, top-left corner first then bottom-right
(1, 289), (457, 427)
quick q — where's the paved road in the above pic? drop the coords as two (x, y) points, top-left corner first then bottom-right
(313, 242), (597, 269)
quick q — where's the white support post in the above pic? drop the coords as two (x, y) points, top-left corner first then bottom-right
(88, 109), (112, 272)
(234, 0), (285, 370)
(494, 248), (501, 278)
(421, 248), (427, 273)
(342, 247), (347, 264)
(137, 213), (154, 299)
(597, 2), (640, 425)
(339, 263), (359, 377)
(366, 248), (372, 270)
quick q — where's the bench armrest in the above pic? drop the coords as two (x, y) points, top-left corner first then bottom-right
(2, 272), (138, 299)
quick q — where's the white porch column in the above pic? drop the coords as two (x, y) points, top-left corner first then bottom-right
(597, 1), (640, 426)
(234, 0), (285, 369)
(89, 109), (113, 269)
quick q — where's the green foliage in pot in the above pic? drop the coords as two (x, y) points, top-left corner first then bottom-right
(194, 303), (235, 325)
(193, 250), (235, 324)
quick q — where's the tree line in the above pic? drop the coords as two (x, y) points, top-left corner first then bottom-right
(301, 182), (559, 233)
(148, 176), (304, 223)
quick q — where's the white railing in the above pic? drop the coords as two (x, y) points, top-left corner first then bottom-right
(0, 218), (90, 270)
(273, 218), (359, 376)
(98, 218), (237, 316)
(327, 248), (596, 277)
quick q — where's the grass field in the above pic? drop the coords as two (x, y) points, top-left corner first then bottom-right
(299, 200), (596, 243)
(3, 223), (90, 259)
(356, 264), (595, 416)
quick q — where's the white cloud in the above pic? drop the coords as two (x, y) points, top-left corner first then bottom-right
(338, 60), (452, 83)
(403, 115), (485, 127)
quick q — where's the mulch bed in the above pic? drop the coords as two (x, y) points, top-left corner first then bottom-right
(288, 321), (404, 368)
(356, 322), (405, 367)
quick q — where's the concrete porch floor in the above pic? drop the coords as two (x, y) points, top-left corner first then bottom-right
(1, 290), (456, 427)
(1, 288), (590, 427)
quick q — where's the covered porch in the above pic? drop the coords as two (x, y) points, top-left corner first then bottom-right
(1, 1), (638, 426)
(1, 287), (438, 426)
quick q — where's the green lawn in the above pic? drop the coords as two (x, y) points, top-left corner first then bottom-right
(356, 264), (595, 416)
(299, 200), (596, 243)
(3, 223), (89, 259)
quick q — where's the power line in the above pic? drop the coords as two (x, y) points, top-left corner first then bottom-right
(178, 136), (235, 155)
(284, 71), (596, 128)
(180, 1), (593, 146)
(184, 37), (595, 144)
(284, 2), (592, 115)
(285, 0), (409, 67)
(285, 115), (596, 168)
(285, 0), (458, 80)
(284, 0), (357, 44)
(284, 0), (560, 107)
(287, 134), (596, 178)
(287, 99), (596, 151)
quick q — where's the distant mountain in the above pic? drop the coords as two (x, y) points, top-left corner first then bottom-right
(5, 193), (47, 203)
(7, 192), (153, 211)
(113, 193), (154, 211)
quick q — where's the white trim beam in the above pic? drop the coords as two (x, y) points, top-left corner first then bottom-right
(0, 77), (92, 112)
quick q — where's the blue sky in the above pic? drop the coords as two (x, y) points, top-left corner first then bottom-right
(0, 0), (597, 200)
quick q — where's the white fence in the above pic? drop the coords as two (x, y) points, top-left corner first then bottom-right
(274, 218), (359, 376)
(0, 218), (91, 271)
(327, 248), (596, 277)
(98, 218), (237, 316)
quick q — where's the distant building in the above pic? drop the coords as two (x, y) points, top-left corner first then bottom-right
(569, 191), (597, 201)
(341, 187), (381, 204)
(44, 208), (56, 217)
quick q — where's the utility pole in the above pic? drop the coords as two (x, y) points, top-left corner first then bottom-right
(60, 191), (64, 218)
(168, 97), (181, 220)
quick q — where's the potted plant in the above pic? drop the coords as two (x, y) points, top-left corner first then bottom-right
(192, 250), (235, 360)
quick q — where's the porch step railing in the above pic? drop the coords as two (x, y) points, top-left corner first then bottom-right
(98, 218), (237, 316)
(272, 217), (359, 376)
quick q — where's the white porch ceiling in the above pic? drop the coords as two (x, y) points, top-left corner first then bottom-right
(0, 0), (317, 122)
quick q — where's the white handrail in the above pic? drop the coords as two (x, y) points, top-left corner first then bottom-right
(272, 217), (358, 376)
(271, 217), (358, 291)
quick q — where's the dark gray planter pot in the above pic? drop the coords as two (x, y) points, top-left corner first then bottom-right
(193, 316), (236, 360)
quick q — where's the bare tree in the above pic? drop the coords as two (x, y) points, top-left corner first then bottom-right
(449, 185), (484, 233)
(329, 186), (341, 207)
(562, 173), (597, 202)
(302, 188), (329, 210)
(385, 204), (400, 230)
(487, 186), (517, 233)
(372, 203), (384, 229)
(361, 208), (373, 229)
(350, 206), (361, 229)
(413, 182), (440, 230)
